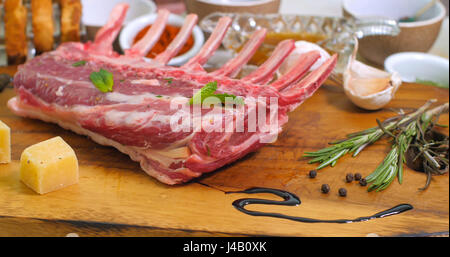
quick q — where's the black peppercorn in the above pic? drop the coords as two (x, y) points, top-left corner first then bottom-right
(354, 173), (362, 181)
(321, 184), (330, 194)
(309, 170), (317, 178)
(338, 188), (347, 197)
(359, 178), (367, 186)
(345, 173), (354, 183)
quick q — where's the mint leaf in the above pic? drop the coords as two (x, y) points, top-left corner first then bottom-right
(190, 81), (218, 105)
(90, 69), (114, 93)
(215, 93), (245, 106)
(189, 81), (245, 106)
(233, 97), (245, 106)
(99, 69), (113, 88)
(72, 60), (87, 67)
(164, 77), (173, 84)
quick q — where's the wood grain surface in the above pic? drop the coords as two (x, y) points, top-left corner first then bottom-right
(0, 66), (448, 237)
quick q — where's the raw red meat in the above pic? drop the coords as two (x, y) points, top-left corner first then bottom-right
(8, 4), (337, 185)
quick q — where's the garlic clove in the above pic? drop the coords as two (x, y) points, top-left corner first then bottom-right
(344, 79), (402, 111)
(347, 77), (391, 97)
(343, 38), (402, 110)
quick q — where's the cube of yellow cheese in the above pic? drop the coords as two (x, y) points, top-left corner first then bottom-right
(20, 136), (79, 194)
(0, 120), (11, 164)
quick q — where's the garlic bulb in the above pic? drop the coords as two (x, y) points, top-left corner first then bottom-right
(343, 38), (402, 110)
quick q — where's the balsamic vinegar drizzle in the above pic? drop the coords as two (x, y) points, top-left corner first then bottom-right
(225, 187), (413, 224)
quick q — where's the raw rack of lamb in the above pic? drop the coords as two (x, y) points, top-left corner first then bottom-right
(8, 4), (337, 185)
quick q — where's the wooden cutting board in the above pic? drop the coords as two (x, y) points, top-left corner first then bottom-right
(0, 66), (448, 237)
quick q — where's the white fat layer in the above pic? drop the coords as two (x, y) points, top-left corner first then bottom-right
(150, 114), (172, 124)
(105, 92), (162, 104)
(104, 110), (156, 127)
(37, 73), (92, 88)
(105, 91), (187, 105)
(138, 148), (183, 168)
(130, 79), (160, 86)
(102, 109), (199, 130)
(55, 86), (65, 96)
(90, 54), (154, 68)
(7, 97), (199, 185)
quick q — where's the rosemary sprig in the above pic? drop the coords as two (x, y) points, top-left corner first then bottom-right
(304, 100), (449, 192)
(410, 104), (450, 190)
(304, 100), (435, 169)
(365, 121), (416, 191)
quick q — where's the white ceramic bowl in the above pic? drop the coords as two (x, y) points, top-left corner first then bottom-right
(119, 14), (205, 66)
(384, 52), (449, 88)
(81, 0), (157, 40)
(343, 0), (446, 66)
(343, 0), (446, 23)
(82, 0), (156, 27)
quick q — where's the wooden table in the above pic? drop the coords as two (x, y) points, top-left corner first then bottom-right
(0, 66), (448, 237)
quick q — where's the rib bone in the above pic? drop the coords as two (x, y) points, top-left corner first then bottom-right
(211, 29), (267, 78)
(154, 14), (198, 65)
(126, 9), (171, 57)
(243, 39), (295, 85)
(88, 3), (129, 56)
(183, 16), (232, 70)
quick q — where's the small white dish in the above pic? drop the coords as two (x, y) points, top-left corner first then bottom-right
(120, 14), (205, 66)
(384, 52), (449, 88)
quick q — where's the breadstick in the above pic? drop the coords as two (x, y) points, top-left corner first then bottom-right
(31, 0), (55, 53)
(59, 0), (82, 42)
(4, 0), (28, 65)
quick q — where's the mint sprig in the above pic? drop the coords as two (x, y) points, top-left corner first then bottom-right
(215, 93), (245, 106)
(90, 69), (114, 93)
(189, 81), (244, 106)
(190, 81), (218, 105)
(164, 77), (173, 84)
(72, 60), (87, 67)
